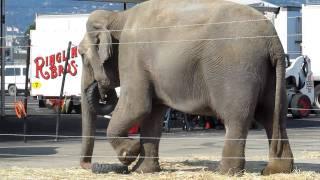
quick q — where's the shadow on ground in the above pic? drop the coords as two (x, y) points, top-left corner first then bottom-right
(287, 116), (320, 129)
(163, 160), (320, 173)
(0, 147), (58, 158)
(0, 115), (109, 142)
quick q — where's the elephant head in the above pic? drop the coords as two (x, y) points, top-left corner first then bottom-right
(79, 10), (120, 115)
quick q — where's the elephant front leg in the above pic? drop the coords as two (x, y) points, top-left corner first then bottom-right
(132, 105), (166, 173)
(109, 137), (141, 166)
(107, 110), (142, 165)
(107, 88), (152, 166)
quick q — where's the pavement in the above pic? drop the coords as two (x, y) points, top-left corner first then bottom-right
(0, 113), (319, 173)
(1, 95), (57, 115)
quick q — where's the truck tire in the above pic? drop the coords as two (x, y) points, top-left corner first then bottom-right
(314, 84), (320, 114)
(290, 94), (311, 118)
(39, 99), (46, 108)
(86, 82), (118, 115)
(8, 85), (17, 96)
(73, 104), (81, 114)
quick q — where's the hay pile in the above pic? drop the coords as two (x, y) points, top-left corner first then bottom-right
(0, 159), (319, 180)
(0, 167), (319, 180)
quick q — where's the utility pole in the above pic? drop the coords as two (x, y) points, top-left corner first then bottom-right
(123, 2), (127, 10)
(0, 0), (5, 120)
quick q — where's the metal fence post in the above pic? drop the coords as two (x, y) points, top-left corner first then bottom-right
(55, 41), (72, 141)
(23, 39), (31, 143)
(0, 0), (5, 120)
(123, 2), (127, 10)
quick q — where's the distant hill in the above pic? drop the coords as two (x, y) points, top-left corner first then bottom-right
(269, 0), (306, 6)
(5, 0), (125, 34)
(4, 0), (310, 35)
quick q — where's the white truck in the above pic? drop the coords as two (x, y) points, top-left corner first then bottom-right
(302, 4), (320, 111)
(278, 3), (320, 118)
(30, 14), (90, 113)
(1, 64), (27, 96)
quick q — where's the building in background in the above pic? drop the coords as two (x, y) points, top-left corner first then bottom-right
(274, 5), (302, 59)
(230, 0), (302, 59)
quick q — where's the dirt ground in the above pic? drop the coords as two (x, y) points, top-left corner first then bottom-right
(0, 159), (319, 180)
(0, 115), (319, 179)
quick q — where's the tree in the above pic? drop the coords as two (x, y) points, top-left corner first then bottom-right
(24, 23), (35, 37)
(18, 23), (35, 48)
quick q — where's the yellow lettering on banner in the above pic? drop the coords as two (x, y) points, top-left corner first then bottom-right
(32, 81), (42, 89)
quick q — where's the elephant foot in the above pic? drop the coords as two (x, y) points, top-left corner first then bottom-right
(115, 138), (141, 166)
(218, 159), (245, 176)
(261, 159), (293, 175)
(132, 158), (161, 173)
(80, 161), (92, 169)
(262, 142), (294, 175)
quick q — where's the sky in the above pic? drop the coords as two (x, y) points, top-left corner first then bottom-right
(5, 0), (319, 34)
(5, 0), (126, 33)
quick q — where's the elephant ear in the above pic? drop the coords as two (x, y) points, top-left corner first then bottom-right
(96, 29), (113, 63)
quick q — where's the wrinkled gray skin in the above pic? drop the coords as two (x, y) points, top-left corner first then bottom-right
(79, 0), (294, 175)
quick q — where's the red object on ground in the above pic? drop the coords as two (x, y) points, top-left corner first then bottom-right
(14, 100), (27, 119)
(205, 121), (211, 129)
(128, 124), (139, 134)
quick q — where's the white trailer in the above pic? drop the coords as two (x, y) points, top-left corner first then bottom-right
(302, 4), (320, 110)
(1, 64), (27, 96)
(30, 14), (89, 113)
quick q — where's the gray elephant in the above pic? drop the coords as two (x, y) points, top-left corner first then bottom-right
(78, 0), (294, 175)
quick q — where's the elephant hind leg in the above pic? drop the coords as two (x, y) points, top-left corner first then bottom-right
(219, 112), (252, 175)
(218, 101), (256, 175)
(132, 105), (166, 173)
(255, 105), (294, 175)
(215, 81), (259, 175)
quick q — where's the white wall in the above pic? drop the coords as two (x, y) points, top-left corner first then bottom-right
(35, 14), (89, 32)
(274, 7), (302, 59)
(302, 5), (320, 80)
(274, 8), (288, 54)
(30, 14), (89, 96)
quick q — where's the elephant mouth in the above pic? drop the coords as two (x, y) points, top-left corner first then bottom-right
(85, 81), (118, 115)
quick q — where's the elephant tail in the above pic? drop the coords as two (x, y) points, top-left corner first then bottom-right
(269, 36), (286, 156)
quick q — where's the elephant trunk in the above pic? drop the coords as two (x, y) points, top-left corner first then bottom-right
(80, 89), (97, 169)
(85, 81), (118, 115)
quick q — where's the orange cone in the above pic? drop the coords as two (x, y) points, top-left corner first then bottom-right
(14, 100), (27, 119)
